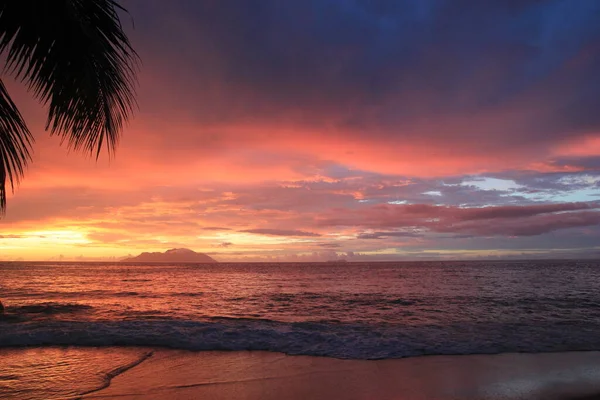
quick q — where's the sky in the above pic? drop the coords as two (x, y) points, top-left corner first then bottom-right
(2, 0), (600, 261)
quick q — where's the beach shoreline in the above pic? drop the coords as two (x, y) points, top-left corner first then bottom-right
(3, 347), (600, 399)
(88, 349), (600, 400)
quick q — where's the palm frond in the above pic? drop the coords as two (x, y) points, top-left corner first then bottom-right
(0, 0), (139, 159)
(0, 79), (33, 213)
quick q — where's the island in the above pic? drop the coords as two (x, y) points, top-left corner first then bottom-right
(120, 248), (218, 263)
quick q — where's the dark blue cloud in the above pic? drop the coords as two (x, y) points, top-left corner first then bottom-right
(128, 0), (600, 151)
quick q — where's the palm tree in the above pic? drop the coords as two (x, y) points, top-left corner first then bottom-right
(0, 0), (138, 214)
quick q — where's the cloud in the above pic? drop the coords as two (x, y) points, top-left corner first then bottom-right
(357, 231), (423, 239)
(320, 202), (600, 237)
(455, 202), (599, 220)
(240, 229), (321, 237)
(315, 242), (342, 248)
(437, 211), (600, 237)
(105, 0), (600, 177)
(4, 1), (600, 260)
(86, 231), (132, 243)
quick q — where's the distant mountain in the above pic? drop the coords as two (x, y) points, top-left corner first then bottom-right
(121, 248), (217, 263)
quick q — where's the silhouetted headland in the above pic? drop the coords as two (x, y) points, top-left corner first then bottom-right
(120, 248), (217, 263)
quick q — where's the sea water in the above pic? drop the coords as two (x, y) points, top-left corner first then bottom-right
(1, 260), (600, 359)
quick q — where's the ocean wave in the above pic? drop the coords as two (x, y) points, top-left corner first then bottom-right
(172, 292), (204, 297)
(8, 303), (93, 315)
(1, 318), (600, 359)
(0, 303), (94, 324)
(3, 290), (151, 299)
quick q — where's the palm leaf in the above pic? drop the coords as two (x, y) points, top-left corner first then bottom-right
(0, 79), (33, 213)
(0, 0), (139, 159)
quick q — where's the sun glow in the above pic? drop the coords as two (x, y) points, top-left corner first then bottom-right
(4, 230), (90, 245)
(0, 230), (94, 260)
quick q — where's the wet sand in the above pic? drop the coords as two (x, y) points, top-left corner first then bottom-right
(2, 347), (600, 399)
(82, 350), (600, 400)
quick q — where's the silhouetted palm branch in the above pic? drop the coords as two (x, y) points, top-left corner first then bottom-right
(0, 79), (32, 212)
(0, 0), (138, 213)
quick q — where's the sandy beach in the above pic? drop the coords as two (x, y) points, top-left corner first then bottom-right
(3, 347), (600, 399)
(82, 350), (600, 400)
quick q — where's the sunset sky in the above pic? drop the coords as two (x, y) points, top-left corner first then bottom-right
(2, 0), (600, 261)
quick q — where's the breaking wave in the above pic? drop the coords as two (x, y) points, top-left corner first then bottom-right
(2, 317), (600, 359)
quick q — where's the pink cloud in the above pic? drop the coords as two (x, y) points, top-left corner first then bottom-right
(318, 202), (600, 237)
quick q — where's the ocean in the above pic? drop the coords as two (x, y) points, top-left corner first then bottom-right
(2, 260), (600, 359)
